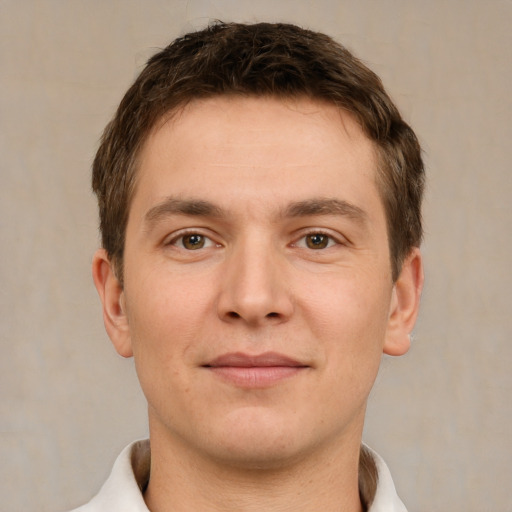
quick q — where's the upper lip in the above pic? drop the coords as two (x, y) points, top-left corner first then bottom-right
(204, 352), (307, 368)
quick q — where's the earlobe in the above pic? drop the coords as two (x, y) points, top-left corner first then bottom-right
(383, 248), (424, 356)
(92, 249), (133, 358)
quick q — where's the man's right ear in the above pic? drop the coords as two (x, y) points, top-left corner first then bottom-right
(92, 249), (133, 358)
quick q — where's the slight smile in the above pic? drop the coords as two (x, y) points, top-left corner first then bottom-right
(203, 352), (309, 388)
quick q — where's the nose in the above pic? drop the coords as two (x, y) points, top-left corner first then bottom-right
(217, 236), (294, 326)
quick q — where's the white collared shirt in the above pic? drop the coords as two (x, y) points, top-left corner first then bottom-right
(70, 440), (407, 511)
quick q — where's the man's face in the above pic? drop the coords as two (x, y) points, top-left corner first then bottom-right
(97, 96), (420, 468)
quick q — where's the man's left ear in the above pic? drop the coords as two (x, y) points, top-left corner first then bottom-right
(383, 248), (424, 356)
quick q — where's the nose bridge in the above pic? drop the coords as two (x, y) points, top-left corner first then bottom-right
(218, 230), (292, 324)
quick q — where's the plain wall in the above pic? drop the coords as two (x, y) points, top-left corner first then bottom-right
(1, 1), (511, 511)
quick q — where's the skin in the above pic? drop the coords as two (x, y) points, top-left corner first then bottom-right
(93, 96), (423, 511)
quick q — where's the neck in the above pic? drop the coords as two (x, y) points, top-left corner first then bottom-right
(144, 421), (365, 512)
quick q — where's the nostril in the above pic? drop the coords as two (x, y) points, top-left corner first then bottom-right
(227, 311), (240, 319)
(266, 312), (279, 318)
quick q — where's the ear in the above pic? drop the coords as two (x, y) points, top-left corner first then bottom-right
(383, 248), (424, 356)
(92, 249), (133, 358)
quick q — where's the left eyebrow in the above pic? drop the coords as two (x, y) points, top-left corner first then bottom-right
(282, 198), (369, 224)
(144, 197), (225, 227)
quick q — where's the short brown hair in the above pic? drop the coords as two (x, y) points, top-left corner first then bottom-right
(92, 22), (424, 283)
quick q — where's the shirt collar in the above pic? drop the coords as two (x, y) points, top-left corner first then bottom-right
(73, 440), (407, 512)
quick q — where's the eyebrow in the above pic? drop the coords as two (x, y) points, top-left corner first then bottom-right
(143, 196), (368, 228)
(144, 197), (224, 226)
(283, 198), (368, 223)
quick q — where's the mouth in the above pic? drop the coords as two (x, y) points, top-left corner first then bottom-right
(202, 352), (309, 388)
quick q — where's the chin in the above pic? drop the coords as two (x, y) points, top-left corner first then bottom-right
(210, 439), (305, 471)
(202, 411), (315, 470)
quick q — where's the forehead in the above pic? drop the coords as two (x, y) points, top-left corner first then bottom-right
(130, 96), (382, 224)
(161, 96), (374, 163)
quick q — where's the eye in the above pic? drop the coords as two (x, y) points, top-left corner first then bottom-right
(305, 233), (330, 249)
(295, 232), (338, 250)
(171, 233), (215, 250)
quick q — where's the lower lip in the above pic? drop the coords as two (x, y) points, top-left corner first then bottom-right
(205, 366), (306, 388)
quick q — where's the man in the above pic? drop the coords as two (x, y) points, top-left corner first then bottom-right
(77, 22), (424, 511)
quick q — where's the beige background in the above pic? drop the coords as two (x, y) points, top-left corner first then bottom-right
(1, 1), (511, 511)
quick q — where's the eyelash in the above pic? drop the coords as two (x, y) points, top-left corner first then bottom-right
(292, 230), (343, 250)
(166, 229), (344, 252)
(167, 230), (218, 250)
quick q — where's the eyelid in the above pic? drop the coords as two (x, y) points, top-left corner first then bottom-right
(164, 228), (221, 248)
(291, 228), (349, 249)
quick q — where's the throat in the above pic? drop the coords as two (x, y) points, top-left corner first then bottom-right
(142, 439), (367, 512)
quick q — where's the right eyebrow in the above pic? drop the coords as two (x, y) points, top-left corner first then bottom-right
(144, 197), (225, 228)
(283, 198), (369, 224)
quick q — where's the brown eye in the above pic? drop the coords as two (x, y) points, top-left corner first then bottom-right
(305, 233), (330, 249)
(182, 234), (206, 250)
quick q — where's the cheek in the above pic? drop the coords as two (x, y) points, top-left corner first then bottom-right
(302, 264), (391, 321)
(124, 271), (213, 373)
(124, 286), (206, 419)
(298, 269), (392, 366)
